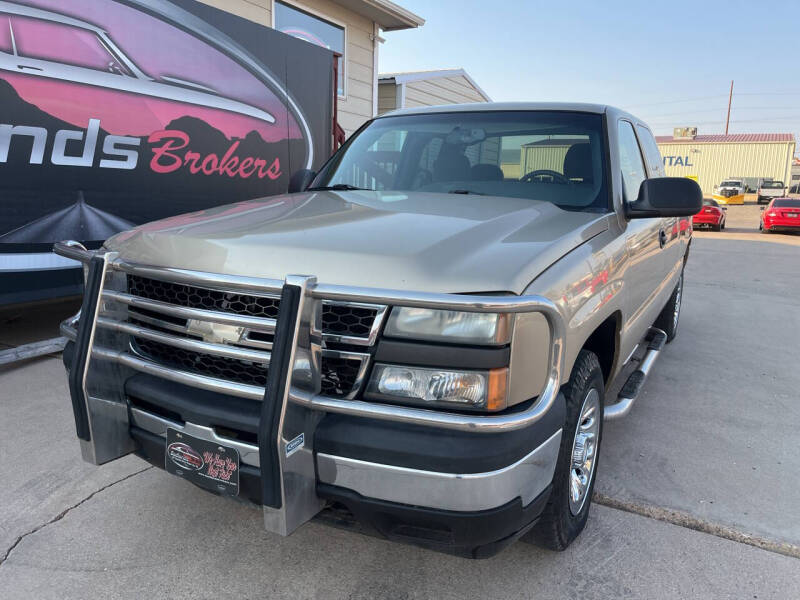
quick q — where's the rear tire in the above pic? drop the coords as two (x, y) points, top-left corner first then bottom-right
(654, 271), (683, 342)
(527, 350), (604, 551)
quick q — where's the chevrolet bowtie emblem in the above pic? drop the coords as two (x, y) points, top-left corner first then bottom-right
(186, 320), (245, 345)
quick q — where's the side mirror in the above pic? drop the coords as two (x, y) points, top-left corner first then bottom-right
(722, 206), (728, 211)
(627, 177), (703, 218)
(760, 206), (765, 211)
(288, 169), (316, 193)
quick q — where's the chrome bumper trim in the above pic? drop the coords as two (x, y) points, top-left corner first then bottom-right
(316, 429), (562, 512)
(96, 316), (272, 365)
(130, 407), (261, 467)
(92, 345), (266, 400)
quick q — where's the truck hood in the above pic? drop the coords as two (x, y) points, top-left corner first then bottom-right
(105, 191), (609, 294)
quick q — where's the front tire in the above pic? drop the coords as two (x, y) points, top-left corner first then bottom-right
(528, 350), (604, 551)
(654, 271), (683, 342)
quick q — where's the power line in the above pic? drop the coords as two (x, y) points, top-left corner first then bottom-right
(624, 90), (800, 110)
(640, 106), (800, 119)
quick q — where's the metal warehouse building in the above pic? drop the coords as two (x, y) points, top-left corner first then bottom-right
(656, 130), (795, 196)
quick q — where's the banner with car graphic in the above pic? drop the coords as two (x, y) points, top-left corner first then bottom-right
(0, 0), (334, 304)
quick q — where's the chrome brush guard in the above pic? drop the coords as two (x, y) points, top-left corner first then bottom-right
(55, 241), (566, 536)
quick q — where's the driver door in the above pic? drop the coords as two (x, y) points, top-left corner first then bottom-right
(618, 120), (665, 336)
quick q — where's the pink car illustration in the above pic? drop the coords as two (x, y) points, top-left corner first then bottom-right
(0, 1), (278, 139)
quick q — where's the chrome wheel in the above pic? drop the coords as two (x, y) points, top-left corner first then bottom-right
(568, 388), (600, 516)
(673, 275), (683, 331)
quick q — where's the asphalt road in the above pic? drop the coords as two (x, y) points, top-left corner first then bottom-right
(1, 204), (798, 599)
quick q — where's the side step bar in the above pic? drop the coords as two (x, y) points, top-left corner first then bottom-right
(605, 327), (667, 420)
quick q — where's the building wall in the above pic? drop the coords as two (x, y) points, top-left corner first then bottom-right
(520, 144), (572, 175)
(196, 0), (272, 26)
(196, 0), (376, 135)
(404, 75), (486, 108)
(377, 82), (397, 115)
(657, 141), (795, 195)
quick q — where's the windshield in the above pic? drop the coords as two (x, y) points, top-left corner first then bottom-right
(720, 181), (741, 187)
(761, 181), (784, 189)
(773, 198), (800, 207)
(313, 111), (609, 212)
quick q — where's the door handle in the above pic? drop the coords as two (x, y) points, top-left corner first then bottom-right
(17, 64), (43, 71)
(658, 228), (667, 249)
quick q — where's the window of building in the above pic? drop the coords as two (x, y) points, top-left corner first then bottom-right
(274, 1), (345, 97)
(618, 121), (647, 203)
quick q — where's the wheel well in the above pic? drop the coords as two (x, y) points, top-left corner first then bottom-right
(581, 312), (620, 385)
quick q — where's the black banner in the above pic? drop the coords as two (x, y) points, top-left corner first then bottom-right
(0, 0), (333, 303)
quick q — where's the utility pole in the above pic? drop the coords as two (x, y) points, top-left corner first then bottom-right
(725, 80), (734, 135)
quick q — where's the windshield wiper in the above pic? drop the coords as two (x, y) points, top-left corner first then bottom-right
(448, 189), (485, 195)
(307, 184), (370, 191)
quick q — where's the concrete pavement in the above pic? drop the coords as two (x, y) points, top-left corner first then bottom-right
(1, 215), (798, 598)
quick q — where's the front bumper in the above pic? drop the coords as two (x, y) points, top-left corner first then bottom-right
(55, 242), (567, 556)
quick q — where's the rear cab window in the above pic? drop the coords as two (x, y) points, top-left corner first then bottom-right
(773, 199), (800, 208)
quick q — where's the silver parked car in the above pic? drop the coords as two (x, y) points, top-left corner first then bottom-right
(56, 103), (702, 557)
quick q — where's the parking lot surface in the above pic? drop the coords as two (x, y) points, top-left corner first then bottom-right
(1, 205), (798, 599)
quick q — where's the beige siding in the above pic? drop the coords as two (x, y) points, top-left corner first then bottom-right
(196, 0), (271, 26)
(377, 82), (398, 115)
(657, 141), (796, 195)
(289, 0), (376, 135)
(198, 0), (377, 136)
(404, 75), (486, 108)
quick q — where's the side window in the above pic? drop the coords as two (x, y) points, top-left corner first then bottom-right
(0, 15), (12, 53)
(636, 125), (666, 177)
(618, 121), (647, 203)
(12, 17), (120, 73)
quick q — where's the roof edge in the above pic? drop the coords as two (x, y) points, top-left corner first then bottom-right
(336, 0), (424, 30)
(378, 68), (491, 101)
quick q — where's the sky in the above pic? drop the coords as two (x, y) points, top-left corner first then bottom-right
(379, 0), (800, 140)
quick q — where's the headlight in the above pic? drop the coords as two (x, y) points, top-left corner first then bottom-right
(366, 364), (508, 411)
(384, 308), (511, 345)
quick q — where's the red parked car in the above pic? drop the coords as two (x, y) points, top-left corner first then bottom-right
(692, 199), (727, 231)
(760, 198), (800, 234)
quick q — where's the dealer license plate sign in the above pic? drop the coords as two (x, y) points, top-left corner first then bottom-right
(165, 428), (239, 497)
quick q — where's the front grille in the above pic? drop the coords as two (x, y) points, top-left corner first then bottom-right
(322, 303), (378, 338)
(128, 275), (280, 319)
(128, 275), (379, 338)
(121, 275), (379, 399)
(320, 357), (362, 397)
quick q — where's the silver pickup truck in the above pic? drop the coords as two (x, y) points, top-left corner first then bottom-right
(55, 103), (701, 558)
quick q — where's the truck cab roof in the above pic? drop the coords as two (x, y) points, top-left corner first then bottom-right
(378, 101), (648, 128)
